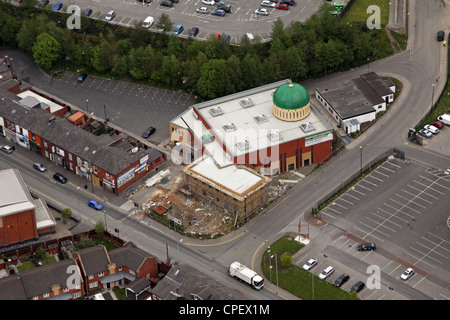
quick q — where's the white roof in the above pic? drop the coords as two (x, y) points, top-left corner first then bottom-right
(0, 169), (36, 217)
(17, 90), (65, 114)
(187, 156), (265, 196)
(34, 199), (56, 230)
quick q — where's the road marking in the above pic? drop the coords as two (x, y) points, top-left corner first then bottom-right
(395, 193), (426, 208)
(401, 188), (432, 204)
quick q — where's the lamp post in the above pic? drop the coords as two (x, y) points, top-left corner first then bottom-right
(177, 239), (183, 261)
(367, 143), (371, 171)
(360, 146), (363, 175)
(270, 254), (278, 287)
(85, 99), (89, 113)
(432, 84), (435, 107)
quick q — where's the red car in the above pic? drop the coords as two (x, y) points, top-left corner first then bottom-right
(276, 3), (289, 10)
(431, 121), (444, 129)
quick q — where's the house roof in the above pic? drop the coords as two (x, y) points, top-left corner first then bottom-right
(75, 245), (110, 276)
(108, 243), (156, 273)
(0, 92), (162, 175)
(19, 259), (82, 299)
(152, 264), (248, 300)
(0, 275), (28, 300)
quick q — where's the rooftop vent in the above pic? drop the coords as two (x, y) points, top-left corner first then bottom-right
(222, 123), (236, 132)
(268, 131), (281, 141)
(300, 122), (316, 133)
(192, 112), (199, 120)
(236, 140), (250, 151)
(240, 98), (254, 108)
(254, 114), (268, 124)
(209, 107), (224, 117)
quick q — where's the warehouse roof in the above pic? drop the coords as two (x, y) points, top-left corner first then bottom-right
(0, 169), (36, 218)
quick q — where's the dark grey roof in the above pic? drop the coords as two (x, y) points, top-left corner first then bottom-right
(0, 275), (28, 300)
(0, 92), (162, 175)
(109, 243), (156, 273)
(152, 264), (248, 300)
(360, 72), (394, 97)
(19, 259), (81, 299)
(75, 245), (110, 276)
(125, 277), (151, 294)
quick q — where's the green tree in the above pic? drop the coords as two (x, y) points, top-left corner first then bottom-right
(95, 220), (105, 234)
(0, 13), (21, 46)
(32, 33), (61, 70)
(280, 252), (292, 267)
(34, 246), (46, 261)
(129, 45), (162, 80)
(17, 14), (52, 55)
(155, 13), (173, 32)
(197, 59), (233, 100)
(61, 208), (72, 224)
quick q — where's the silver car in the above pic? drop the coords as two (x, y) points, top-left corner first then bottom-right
(105, 10), (116, 21)
(0, 145), (13, 154)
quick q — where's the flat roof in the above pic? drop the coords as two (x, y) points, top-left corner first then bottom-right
(174, 80), (333, 160)
(17, 90), (65, 114)
(185, 156), (267, 197)
(0, 169), (36, 217)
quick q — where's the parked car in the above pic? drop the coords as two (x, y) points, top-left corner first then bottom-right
(246, 33), (255, 42)
(255, 8), (270, 16)
(142, 126), (156, 138)
(211, 8), (226, 16)
(52, 1), (63, 11)
(13, 0), (23, 6)
(196, 6), (209, 14)
(437, 30), (445, 41)
(160, 0), (173, 6)
(319, 266), (334, 280)
(357, 242), (376, 251)
(88, 200), (103, 211)
(37, 0), (49, 8)
(431, 120), (444, 129)
(261, 0), (276, 7)
(105, 10), (116, 21)
(142, 16), (154, 28)
(418, 128), (432, 138)
(83, 8), (93, 16)
(424, 124), (439, 134)
(170, 0), (179, 2)
(0, 145), (13, 154)
(137, 0), (152, 3)
(33, 163), (47, 172)
(173, 25), (184, 34)
(202, 0), (215, 5)
(334, 273), (350, 287)
(189, 27), (200, 37)
(350, 281), (365, 293)
(302, 258), (317, 271)
(77, 73), (87, 83)
(217, 2), (231, 12)
(437, 114), (450, 125)
(276, 3), (289, 10)
(400, 268), (414, 280)
(280, 0), (296, 5)
(53, 173), (68, 184)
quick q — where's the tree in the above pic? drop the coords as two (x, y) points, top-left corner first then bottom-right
(281, 252), (292, 267)
(0, 13), (20, 46)
(155, 13), (173, 32)
(197, 59), (234, 100)
(61, 208), (72, 224)
(95, 220), (105, 234)
(32, 33), (61, 70)
(34, 246), (46, 261)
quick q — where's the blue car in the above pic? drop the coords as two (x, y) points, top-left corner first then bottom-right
(173, 25), (184, 34)
(52, 1), (63, 11)
(88, 200), (103, 211)
(211, 8), (226, 16)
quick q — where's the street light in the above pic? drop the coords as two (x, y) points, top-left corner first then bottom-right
(432, 84), (435, 107)
(85, 99), (89, 113)
(360, 146), (363, 175)
(177, 239), (183, 261)
(270, 254), (278, 287)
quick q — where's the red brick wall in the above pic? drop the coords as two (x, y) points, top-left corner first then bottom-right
(136, 257), (158, 279)
(1, 210), (37, 245)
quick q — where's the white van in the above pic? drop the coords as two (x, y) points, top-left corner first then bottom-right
(246, 33), (255, 42)
(437, 114), (450, 125)
(142, 16), (154, 28)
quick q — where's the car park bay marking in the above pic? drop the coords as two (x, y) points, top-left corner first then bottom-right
(395, 193), (427, 209)
(401, 188), (432, 204)
(394, 257), (429, 277)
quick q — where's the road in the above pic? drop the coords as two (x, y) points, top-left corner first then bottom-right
(1, 0), (449, 301)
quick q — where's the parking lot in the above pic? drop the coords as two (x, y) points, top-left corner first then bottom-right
(294, 157), (450, 300)
(58, 72), (195, 143)
(52, 0), (322, 44)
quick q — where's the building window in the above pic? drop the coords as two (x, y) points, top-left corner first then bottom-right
(89, 282), (98, 289)
(72, 292), (81, 298)
(234, 206), (237, 214)
(202, 190), (206, 196)
(224, 201), (228, 210)
(98, 272), (104, 277)
(216, 197), (220, 202)
(261, 196), (264, 204)
(88, 275), (94, 280)
(43, 293), (50, 298)
(44, 141), (47, 148)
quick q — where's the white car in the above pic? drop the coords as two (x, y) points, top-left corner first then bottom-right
(418, 128), (432, 138)
(196, 6), (209, 14)
(400, 268), (414, 280)
(261, 0), (276, 8)
(424, 124), (439, 134)
(202, 0), (215, 5)
(319, 266), (334, 280)
(255, 8), (270, 16)
(302, 258), (317, 271)
(105, 10), (116, 21)
(0, 145), (13, 154)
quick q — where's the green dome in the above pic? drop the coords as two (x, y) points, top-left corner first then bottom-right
(273, 82), (310, 110)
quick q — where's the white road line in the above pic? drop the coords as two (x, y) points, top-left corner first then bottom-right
(338, 197), (354, 205)
(408, 246), (443, 265)
(413, 179), (444, 195)
(368, 175), (383, 182)
(345, 193), (360, 200)
(419, 175), (449, 190)
(324, 206), (342, 215)
(358, 221), (391, 238)
(370, 211), (403, 228)
(357, 184), (372, 191)
(415, 241), (449, 260)
(365, 217), (397, 232)
(374, 170), (390, 177)
(389, 198), (422, 214)
(352, 188), (366, 196)
(364, 180), (378, 187)
(383, 202), (415, 219)
(403, 250), (437, 269)
(380, 165), (396, 173)
(332, 202), (347, 210)
(401, 188), (432, 204)
(385, 161), (402, 168)
(395, 193), (427, 209)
